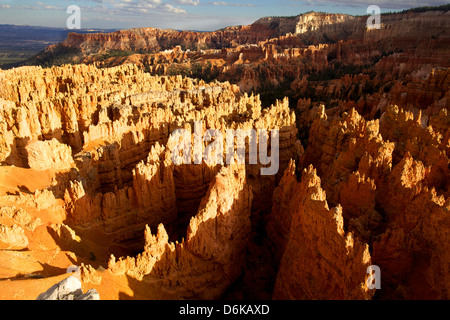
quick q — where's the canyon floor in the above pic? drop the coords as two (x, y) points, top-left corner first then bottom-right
(0, 7), (449, 300)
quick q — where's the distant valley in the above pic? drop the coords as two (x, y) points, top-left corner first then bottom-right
(0, 25), (115, 66)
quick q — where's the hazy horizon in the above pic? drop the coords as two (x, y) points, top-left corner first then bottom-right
(0, 0), (448, 32)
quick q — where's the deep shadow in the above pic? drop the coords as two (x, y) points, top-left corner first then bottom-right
(4, 137), (30, 168)
(46, 225), (105, 270)
(36, 262), (68, 278)
(0, 262), (66, 281)
(18, 185), (32, 194)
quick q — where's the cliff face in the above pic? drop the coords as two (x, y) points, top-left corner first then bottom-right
(53, 24), (281, 55)
(295, 12), (356, 35)
(288, 106), (449, 299)
(48, 12), (327, 56)
(48, 10), (448, 57)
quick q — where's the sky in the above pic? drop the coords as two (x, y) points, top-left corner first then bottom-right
(0, 0), (448, 31)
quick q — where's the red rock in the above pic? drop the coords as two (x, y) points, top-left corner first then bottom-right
(271, 163), (374, 300)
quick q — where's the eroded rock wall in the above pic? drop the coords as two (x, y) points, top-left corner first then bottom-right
(286, 106), (449, 299)
(271, 163), (374, 300)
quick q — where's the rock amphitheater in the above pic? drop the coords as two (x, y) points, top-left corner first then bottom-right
(0, 8), (448, 301)
(0, 63), (448, 300)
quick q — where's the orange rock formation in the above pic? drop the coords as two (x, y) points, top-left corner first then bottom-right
(0, 7), (448, 301)
(270, 162), (374, 300)
(293, 106), (449, 299)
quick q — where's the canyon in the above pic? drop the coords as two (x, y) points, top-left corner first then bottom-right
(0, 6), (448, 300)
